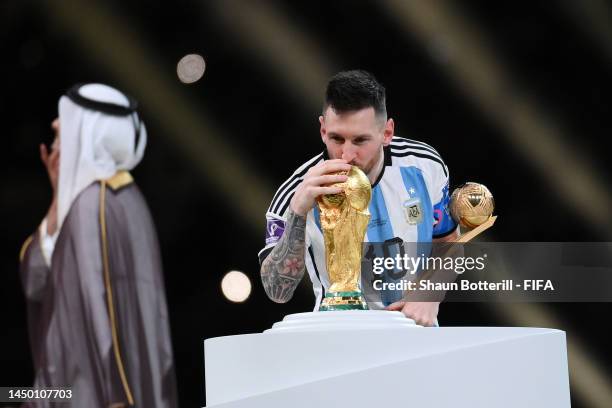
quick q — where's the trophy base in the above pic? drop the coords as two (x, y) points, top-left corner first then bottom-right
(319, 291), (368, 311)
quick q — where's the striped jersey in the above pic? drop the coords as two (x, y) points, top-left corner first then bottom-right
(258, 136), (457, 310)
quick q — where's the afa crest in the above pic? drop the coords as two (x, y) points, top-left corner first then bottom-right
(403, 198), (423, 225)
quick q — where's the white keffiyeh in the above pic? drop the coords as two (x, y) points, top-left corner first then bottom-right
(56, 83), (147, 233)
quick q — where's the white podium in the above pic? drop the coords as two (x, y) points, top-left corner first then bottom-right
(204, 311), (570, 407)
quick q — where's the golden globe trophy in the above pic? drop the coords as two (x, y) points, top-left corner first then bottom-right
(317, 166), (371, 311)
(449, 182), (497, 242)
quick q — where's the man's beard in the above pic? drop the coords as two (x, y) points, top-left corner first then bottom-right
(353, 153), (382, 178)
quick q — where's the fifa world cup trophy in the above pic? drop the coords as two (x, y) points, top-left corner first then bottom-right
(317, 166), (371, 311)
(449, 182), (496, 242)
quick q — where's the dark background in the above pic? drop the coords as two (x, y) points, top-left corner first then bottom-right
(2, 1), (611, 407)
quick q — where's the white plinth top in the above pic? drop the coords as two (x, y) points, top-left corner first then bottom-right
(265, 310), (418, 333)
(204, 313), (570, 407)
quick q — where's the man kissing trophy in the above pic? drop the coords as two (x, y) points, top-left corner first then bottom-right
(317, 171), (496, 312)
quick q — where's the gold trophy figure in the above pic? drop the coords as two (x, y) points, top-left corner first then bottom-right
(317, 166), (371, 311)
(449, 182), (496, 241)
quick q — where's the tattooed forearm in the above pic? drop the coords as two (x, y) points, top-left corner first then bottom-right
(260, 209), (307, 303)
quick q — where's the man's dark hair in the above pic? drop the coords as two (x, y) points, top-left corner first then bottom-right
(324, 70), (386, 118)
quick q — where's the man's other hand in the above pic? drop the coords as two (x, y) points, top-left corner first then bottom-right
(385, 301), (440, 327)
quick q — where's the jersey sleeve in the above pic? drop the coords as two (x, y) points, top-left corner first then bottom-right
(420, 145), (457, 238)
(258, 214), (286, 265)
(258, 153), (324, 265)
(432, 180), (457, 238)
(259, 176), (294, 265)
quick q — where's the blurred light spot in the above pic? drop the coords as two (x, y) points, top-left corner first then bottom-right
(221, 270), (251, 303)
(176, 53), (206, 84)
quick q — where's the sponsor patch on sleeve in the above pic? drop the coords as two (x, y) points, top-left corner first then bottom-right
(433, 182), (457, 236)
(265, 219), (286, 245)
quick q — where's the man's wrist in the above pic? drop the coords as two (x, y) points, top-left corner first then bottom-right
(287, 206), (308, 221)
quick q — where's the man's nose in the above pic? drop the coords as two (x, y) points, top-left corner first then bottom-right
(341, 146), (357, 163)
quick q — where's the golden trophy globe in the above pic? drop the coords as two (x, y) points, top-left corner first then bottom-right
(449, 182), (497, 242)
(317, 166), (371, 311)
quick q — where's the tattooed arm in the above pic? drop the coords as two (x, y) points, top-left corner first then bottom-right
(261, 159), (351, 303)
(260, 209), (307, 303)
